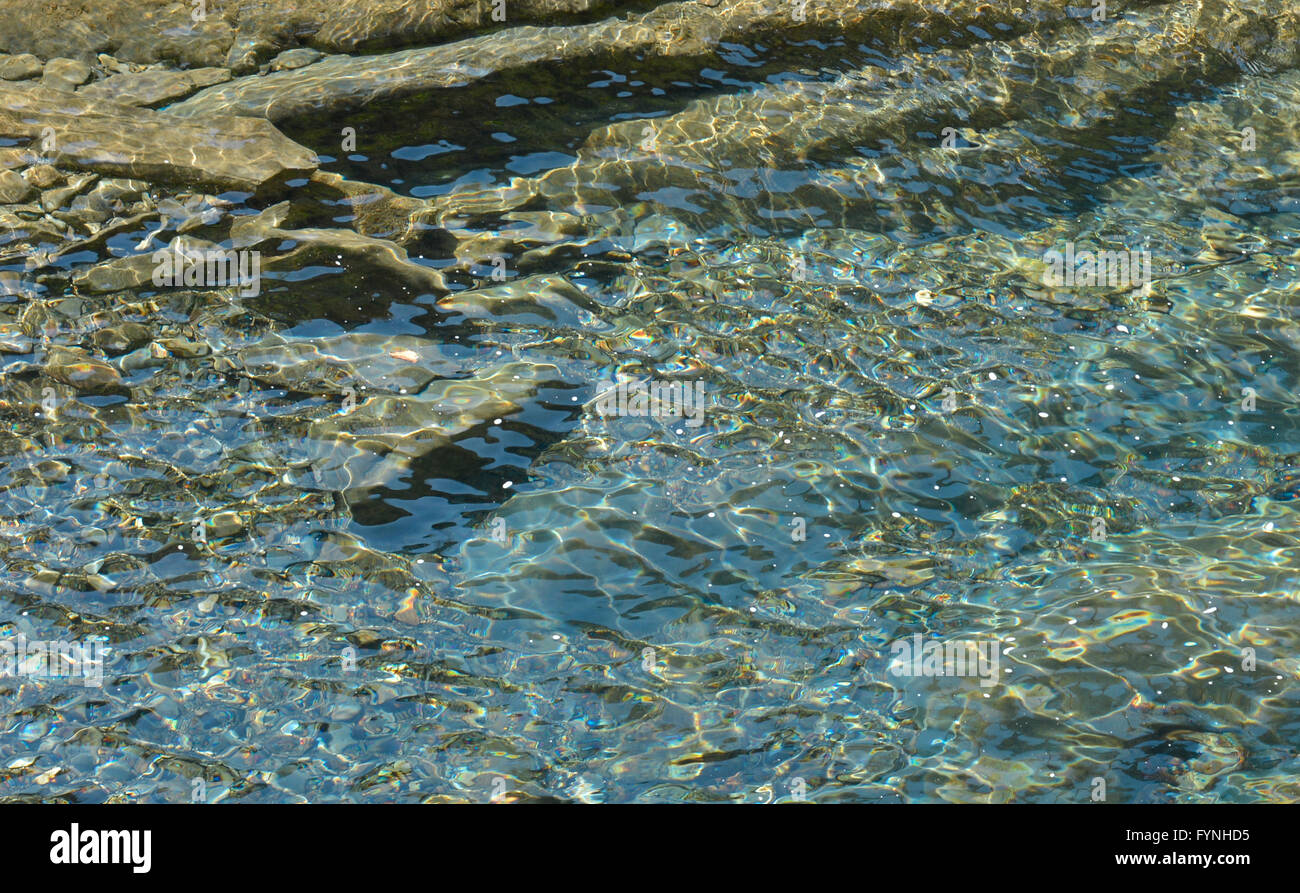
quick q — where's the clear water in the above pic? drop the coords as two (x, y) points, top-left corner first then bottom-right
(2, 2), (1299, 802)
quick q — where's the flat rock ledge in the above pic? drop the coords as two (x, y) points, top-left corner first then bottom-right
(0, 82), (317, 194)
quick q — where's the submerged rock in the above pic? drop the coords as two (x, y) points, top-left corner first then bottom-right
(71, 235), (247, 294)
(172, 0), (1068, 122)
(71, 250), (162, 294)
(43, 347), (124, 393)
(2, 0), (1298, 805)
(305, 170), (435, 242)
(0, 146), (32, 170)
(306, 360), (557, 499)
(91, 322), (151, 355)
(0, 0), (643, 70)
(0, 82), (317, 193)
(418, 0), (1300, 256)
(0, 52), (41, 80)
(269, 48), (323, 72)
(40, 57), (92, 91)
(0, 169), (33, 203)
(229, 199), (448, 295)
(22, 163), (61, 190)
(436, 273), (603, 327)
(238, 331), (461, 395)
(39, 172), (96, 213)
(78, 66), (232, 107)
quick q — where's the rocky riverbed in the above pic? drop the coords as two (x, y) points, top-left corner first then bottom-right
(0, 0), (1298, 802)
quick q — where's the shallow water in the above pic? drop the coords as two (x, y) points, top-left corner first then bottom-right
(1, 1), (1299, 802)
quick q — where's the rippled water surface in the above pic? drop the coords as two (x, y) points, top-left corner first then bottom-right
(2, 0), (1299, 802)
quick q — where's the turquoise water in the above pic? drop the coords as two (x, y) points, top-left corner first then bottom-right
(1, 1), (1298, 802)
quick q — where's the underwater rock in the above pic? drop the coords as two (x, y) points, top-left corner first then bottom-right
(40, 57), (92, 91)
(70, 235), (241, 294)
(304, 170), (437, 242)
(436, 273), (604, 327)
(39, 173), (97, 214)
(305, 360), (557, 499)
(66, 177), (149, 222)
(0, 52), (42, 80)
(43, 347), (124, 393)
(70, 249), (164, 294)
(0, 146), (32, 169)
(420, 0), (1300, 253)
(237, 331), (462, 395)
(1128, 68), (1300, 217)
(78, 66), (232, 107)
(0, 82), (317, 193)
(0, 1), (222, 66)
(22, 163), (61, 189)
(0, 0), (644, 71)
(168, 24), (580, 120)
(313, 0), (627, 54)
(226, 198), (448, 295)
(169, 0), (1100, 123)
(91, 322), (151, 355)
(268, 48), (323, 72)
(0, 169), (33, 203)
(269, 226), (447, 294)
